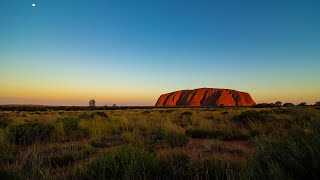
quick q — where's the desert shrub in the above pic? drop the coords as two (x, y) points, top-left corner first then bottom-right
(283, 103), (295, 107)
(17, 144), (92, 179)
(60, 117), (89, 140)
(164, 130), (189, 147)
(186, 128), (250, 140)
(144, 128), (166, 150)
(7, 122), (54, 145)
(221, 111), (229, 115)
(95, 111), (109, 118)
(71, 145), (156, 179)
(90, 136), (128, 148)
(181, 111), (193, 116)
(79, 112), (95, 119)
(234, 110), (271, 124)
(159, 110), (174, 113)
(40, 144), (92, 167)
(173, 116), (193, 127)
(252, 120), (320, 179)
(157, 150), (191, 179)
(141, 110), (150, 114)
(0, 114), (11, 128)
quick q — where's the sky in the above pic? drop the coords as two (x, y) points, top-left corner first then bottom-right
(0, 0), (320, 106)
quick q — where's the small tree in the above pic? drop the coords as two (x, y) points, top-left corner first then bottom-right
(112, 104), (117, 107)
(89, 99), (96, 107)
(275, 101), (283, 107)
(315, 101), (320, 107)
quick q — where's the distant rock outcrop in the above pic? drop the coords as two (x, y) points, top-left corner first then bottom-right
(155, 88), (256, 107)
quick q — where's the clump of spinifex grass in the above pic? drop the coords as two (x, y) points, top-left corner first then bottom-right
(70, 145), (156, 179)
(6, 122), (55, 145)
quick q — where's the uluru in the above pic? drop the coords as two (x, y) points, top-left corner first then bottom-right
(155, 88), (256, 107)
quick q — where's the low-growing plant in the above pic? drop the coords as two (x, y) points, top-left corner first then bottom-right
(251, 119), (320, 179)
(234, 110), (271, 124)
(71, 145), (156, 179)
(165, 130), (189, 147)
(79, 112), (95, 119)
(94, 111), (109, 118)
(181, 111), (193, 116)
(157, 150), (191, 179)
(59, 117), (90, 141)
(7, 122), (54, 145)
(0, 113), (11, 128)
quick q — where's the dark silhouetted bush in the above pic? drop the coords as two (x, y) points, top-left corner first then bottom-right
(283, 103), (295, 107)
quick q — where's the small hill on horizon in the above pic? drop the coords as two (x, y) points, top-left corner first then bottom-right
(155, 88), (256, 107)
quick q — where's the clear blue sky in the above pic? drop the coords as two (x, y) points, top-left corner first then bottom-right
(1, 0), (320, 105)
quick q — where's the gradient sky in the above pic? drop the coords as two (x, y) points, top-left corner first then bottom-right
(1, 0), (320, 106)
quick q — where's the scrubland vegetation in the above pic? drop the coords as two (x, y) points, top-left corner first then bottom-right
(0, 106), (320, 179)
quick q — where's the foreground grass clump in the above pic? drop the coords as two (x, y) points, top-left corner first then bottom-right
(165, 130), (189, 147)
(7, 122), (54, 145)
(0, 113), (11, 128)
(157, 150), (191, 179)
(58, 117), (90, 141)
(15, 144), (92, 179)
(252, 120), (320, 180)
(71, 145), (156, 179)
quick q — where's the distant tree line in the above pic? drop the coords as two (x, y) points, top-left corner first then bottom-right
(254, 101), (317, 108)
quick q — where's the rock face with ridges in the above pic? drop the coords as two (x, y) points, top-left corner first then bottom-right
(155, 88), (256, 107)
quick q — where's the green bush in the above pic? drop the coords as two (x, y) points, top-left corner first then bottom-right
(71, 145), (156, 179)
(95, 111), (109, 118)
(181, 111), (193, 116)
(7, 122), (54, 145)
(165, 130), (189, 147)
(173, 116), (193, 127)
(234, 110), (271, 124)
(60, 117), (89, 140)
(79, 112), (95, 120)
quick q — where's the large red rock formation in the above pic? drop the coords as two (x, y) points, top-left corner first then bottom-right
(155, 88), (256, 107)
